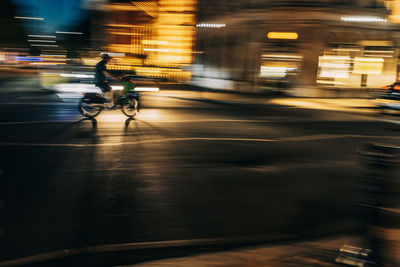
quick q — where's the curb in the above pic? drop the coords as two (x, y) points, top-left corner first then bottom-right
(0, 235), (297, 267)
(165, 96), (277, 109)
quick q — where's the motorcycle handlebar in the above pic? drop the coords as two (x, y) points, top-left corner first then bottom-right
(119, 76), (157, 86)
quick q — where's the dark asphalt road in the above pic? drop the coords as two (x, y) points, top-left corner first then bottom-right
(1, 91), (400, 264)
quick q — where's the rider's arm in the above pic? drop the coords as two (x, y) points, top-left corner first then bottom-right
(103, 70), (120, 81)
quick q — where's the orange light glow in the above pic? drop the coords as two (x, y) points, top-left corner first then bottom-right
(267, 32), (298, 40)
(105, 0), (196, 81)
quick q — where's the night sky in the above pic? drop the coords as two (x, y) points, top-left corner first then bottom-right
(11, 0), (86, 33)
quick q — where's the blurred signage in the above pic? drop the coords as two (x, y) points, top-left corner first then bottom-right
(318, 56), (351, 78)
(260, 65), (297, 78)
(358, 40), (393, 46)
(353, 57), (384, 75)
(267, 32), (298, 40)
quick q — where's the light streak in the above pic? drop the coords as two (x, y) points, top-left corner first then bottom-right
(30, 44), (58, 47)
(56, 31), (83, 35)
(196, 23), (226, 28)
(267, 32), (298, 40)
(15, 16), (44, 20)
(28, 35), (56, 38)
(28, 40), (56, 43)
(134, 87), (159, 91)
(144, 48), (169, 52)
(341, 16), (387, 23)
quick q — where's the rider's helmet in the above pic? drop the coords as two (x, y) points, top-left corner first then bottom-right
(102, 53), (112, 60)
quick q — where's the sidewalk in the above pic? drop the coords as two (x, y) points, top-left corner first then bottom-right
(134, 236), (362, 267)
(149, 90), (378, 114)
(133, 228), (400, 266)
(158, 82), (381, 113)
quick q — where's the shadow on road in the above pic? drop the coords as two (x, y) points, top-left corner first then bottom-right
(124, 117), (136, 131)
(62, 117), (98, 139)
(75, 117), (98, 129)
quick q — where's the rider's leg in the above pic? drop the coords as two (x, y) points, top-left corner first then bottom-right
(102, 83), (114, 107)
(113, 89), (123, 102)
(105, 91), (113, 106)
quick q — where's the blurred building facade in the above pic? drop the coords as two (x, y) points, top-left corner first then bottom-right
(381, 0), (400, 22)
(194, 0), (400, 94)
(85, 0), (196, 81)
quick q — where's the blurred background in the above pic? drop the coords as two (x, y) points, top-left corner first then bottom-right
(2, 0), (400, 95)
(3, 1), (400, 267)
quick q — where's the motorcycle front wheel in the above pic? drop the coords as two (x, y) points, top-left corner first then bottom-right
(79, 100), (102, 117)
(121, 98), (139, 118)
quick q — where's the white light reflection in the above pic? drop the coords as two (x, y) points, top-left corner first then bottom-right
(144, 48), (169, 52)
(341, 16), (387, 23)
(196, 23), (226, 28)
(51, 83), (99, 93)
(134, 87), (159, 91)
(60, 73), (94, 79)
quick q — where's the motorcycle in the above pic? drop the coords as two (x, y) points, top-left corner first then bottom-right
(79, 77), (140, 118)
(373, 82), (400, 111)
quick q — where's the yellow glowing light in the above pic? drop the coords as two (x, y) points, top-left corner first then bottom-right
(144, 48), (169, 52)
(267, 32), (298, 40)
(353, 57), (384, 74)
(106, 4), (140, 11)
(142, 40), (169, 45)
(319, 56), (351, 61)
(109, 32), (146, 36)
(317, 80), (344, 85)
(159, 0), (196, 12)
(131, 1), (160, 17)
(82, 58), (100, 66)
(106, 24), (146, 28)
(354, 57), (384, 62)
(158, 14), (195, 25)
(390, 0), (400, 23)
(106, 0), (196, 79)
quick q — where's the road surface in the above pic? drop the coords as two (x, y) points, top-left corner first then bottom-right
(0, 90), (399, 265)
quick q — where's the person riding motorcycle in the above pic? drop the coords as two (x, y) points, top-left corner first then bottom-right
(93, 54), (120, 108)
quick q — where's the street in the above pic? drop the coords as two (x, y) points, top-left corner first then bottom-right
(0, 91), (400, 265)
